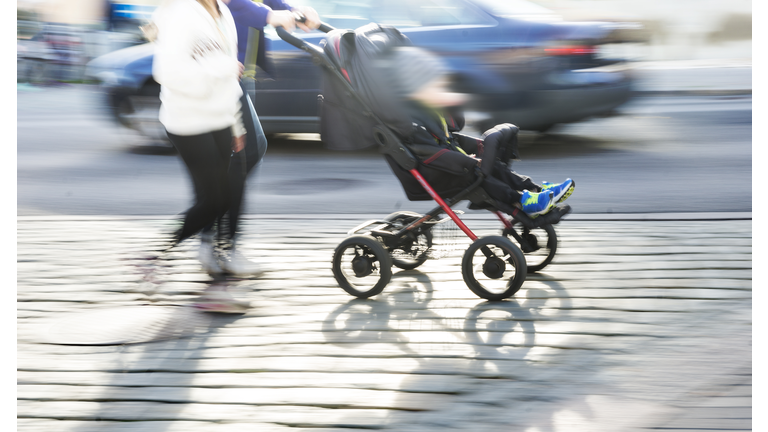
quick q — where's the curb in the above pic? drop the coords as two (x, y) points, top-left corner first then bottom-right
(633, 89), (752, 97)
(19, 82), (752, 98)
(16, 212), (752, 222)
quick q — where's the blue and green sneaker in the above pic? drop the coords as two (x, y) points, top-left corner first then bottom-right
(541, 178), (575, 204)
(518, 190), (555, 217)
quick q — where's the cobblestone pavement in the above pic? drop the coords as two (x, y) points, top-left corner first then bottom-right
(17, 214), (752, 432)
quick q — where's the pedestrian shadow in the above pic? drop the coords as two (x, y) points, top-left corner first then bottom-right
(320, 272), (591, 429)
(320, 272), (572, 357)
(399, 278), (585, 429)
(321, 269), (435, 351)
(43, 275), (254, 430)
(463, 298), (536, 362)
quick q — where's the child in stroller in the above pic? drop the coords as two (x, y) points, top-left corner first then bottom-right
(384, 45), (575, 219)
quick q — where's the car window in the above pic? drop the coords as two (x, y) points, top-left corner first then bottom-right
(419, 0), (496, 26)
(374, 0), (494, 27)
(290, 0), (374, 31)
(287, 0), (494, 30)
(469, 0), (560, 21)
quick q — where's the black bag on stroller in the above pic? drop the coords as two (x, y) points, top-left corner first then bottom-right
(318, 23), (413, 151)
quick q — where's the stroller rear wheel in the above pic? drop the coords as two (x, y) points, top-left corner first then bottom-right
(384, 211), (433, 270)
(333, 235), (392, 298)
(462, 236), (527, 300)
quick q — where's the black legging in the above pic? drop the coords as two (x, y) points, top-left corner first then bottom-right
(167, 127), (233, 244)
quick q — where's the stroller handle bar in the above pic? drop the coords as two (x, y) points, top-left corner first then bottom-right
(275, 14), (335, 53)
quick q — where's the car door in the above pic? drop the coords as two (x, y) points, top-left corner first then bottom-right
(250, 30), (327, 134)
(249, 0), (503, 135)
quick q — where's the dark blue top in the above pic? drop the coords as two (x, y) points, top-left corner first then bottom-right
(226, 0), (294, 63)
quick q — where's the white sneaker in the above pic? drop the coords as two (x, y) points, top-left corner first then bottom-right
(198, 241), (223, 275)
(193, 288), (250, 314)
(221, 248), (265, 277)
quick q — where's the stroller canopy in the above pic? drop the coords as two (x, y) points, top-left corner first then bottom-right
(319, 23), (415, 150)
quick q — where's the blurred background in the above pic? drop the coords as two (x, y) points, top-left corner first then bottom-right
(16, 0), (751, 82)
(16, 0), (752, 217)
(15, 4), (754, 431)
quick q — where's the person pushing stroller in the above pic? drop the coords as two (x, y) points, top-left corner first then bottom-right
(383, 46), (574, 218)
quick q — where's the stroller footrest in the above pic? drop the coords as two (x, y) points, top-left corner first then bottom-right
(530, 204), (572, 227)
(506, 204), (571, 229)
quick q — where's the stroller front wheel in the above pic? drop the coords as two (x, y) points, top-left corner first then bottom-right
(333, 235), (392, 298)
(505, 224), (558, 273)
(462, 235), (527, 301)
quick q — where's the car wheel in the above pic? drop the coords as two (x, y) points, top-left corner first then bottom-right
(26, 59), (48, 85)
(112, 95), (135, 128)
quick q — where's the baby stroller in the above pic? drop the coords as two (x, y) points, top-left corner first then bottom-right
(277, 21), (571, 301)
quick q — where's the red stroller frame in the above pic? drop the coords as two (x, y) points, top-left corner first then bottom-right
(277, 21), (570, 301)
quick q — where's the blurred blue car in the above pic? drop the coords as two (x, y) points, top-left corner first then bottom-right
(86, 0), (643, 147)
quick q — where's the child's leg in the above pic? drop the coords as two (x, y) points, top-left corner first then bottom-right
(483, 175), (522, 204)
(492, 161), (540, 194)
(479, 124), (520, 176)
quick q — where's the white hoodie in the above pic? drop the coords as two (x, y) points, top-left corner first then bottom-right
(152, 0), (245, 137)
